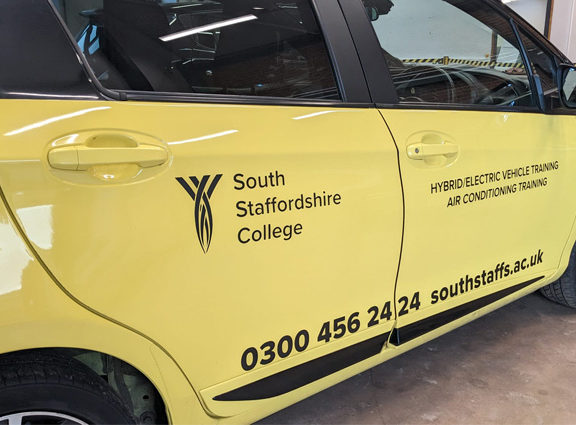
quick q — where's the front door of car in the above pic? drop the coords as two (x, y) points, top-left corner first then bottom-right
(347, 0), (576, 345)
(0, 0), (403, 417)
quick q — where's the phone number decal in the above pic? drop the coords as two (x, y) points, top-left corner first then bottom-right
(240, 292), (421, 371)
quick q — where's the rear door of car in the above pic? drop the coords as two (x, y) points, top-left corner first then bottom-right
(342, 0), (576, 347)
(0, 0), (403, 417)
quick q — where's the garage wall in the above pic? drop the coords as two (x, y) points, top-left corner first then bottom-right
(549, 0), (576, 61)
(505, 0), (576, 62)
(505, 0), (549, 34)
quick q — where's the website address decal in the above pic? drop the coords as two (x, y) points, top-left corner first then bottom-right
(431, 250), (543, 304)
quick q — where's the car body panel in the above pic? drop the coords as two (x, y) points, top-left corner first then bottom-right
(382, 108), (576, 335)
(0, 99), (403, 417)
(0, 179), (553, 424)
(0, 195), (206, 424)
(1, 0), (576, 422)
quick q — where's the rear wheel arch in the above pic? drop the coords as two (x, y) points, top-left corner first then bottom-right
(0, 347), (169, 424)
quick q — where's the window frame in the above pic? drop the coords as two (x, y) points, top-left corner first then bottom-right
(513, 19), (576, 113)
(47, 0), (374, 107)
(341, 0), (570, 114)
(497, 0), (576, 115)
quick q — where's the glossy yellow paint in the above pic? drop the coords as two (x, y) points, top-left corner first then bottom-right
(0, 194), (205, 424)
(0, 98), (574, 423)
(0, 99), (405, 421)
(381, 108), (576, 332)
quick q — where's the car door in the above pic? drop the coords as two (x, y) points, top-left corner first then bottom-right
(342, 0), (576, 346)
(0, 0), (403, 417)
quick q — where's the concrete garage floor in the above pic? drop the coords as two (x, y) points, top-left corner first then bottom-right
(257, 293), (576, 425)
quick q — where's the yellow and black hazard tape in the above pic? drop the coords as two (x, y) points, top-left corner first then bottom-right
(402, 57), (524, 69)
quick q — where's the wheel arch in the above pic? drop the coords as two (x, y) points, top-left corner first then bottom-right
(0, 187), (212, 423)
(549, 213), (576, 283)
(0, 317), (211, 424)
(0, 347), (167, 423)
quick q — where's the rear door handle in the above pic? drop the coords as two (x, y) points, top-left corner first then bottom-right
(49, 145), (169, 171)
(48, 131), (169, 171)
(407, 142), (459, 160)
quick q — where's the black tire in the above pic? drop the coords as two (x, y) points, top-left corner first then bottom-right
(0, 351), (136, 424)
(541, 244), (576, 308)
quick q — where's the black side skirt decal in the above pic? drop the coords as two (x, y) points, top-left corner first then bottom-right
(215, 276), (544, 402)
(213, 332), (390, 401)
(390, 276), (544, 346)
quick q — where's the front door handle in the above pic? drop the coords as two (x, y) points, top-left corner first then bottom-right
(406, 142), (459, 160)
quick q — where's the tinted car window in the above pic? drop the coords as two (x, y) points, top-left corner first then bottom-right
(54, 0), (340, 100)
(0, 0), (97, 99)
(362, 0), (534, 107)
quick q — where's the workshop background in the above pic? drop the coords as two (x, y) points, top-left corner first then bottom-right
(506, 0), (576, 60)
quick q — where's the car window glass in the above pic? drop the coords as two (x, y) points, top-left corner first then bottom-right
(0, 1), (96, 99)
(53, 0), (340, 100)
(362, 0), (534, 107)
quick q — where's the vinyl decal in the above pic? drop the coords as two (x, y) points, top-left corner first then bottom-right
(429, 161), (559, 208)
(390, 276), (544, 346)
(214, 332), (390, 401)
(176, 175), (223, 253)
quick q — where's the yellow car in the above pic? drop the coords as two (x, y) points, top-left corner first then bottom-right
(1, 0), (576, 423)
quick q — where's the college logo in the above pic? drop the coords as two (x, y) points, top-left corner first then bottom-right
(176, 175), (223, 253)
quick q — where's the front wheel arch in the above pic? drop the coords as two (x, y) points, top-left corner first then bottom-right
(541, 243), (576, 308)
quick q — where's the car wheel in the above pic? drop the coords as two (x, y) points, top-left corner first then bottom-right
(541, 244), (576, 308)
(0, 352), (136, 425)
